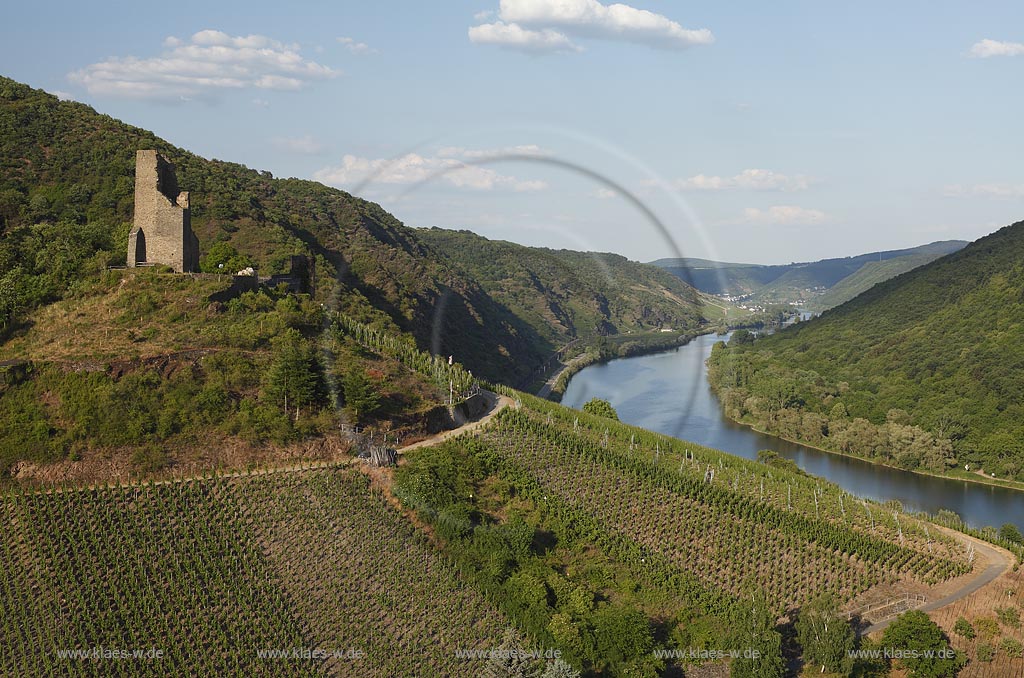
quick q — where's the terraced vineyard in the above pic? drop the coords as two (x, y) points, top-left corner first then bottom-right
(0, 468), (514, 677)
(486, 391), (971, 610)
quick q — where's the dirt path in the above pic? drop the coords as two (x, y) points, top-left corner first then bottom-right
(398, 390), (515, 452)
(864, 526), (1014, 635)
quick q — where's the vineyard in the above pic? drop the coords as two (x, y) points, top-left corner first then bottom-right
(0, 467), (514, 676)
(330, 312), (476, 403)
(0, 381), (990, 677)
(485, 391), (972, 610)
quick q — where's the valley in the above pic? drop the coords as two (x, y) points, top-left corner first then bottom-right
(2, 69), (1024, 678)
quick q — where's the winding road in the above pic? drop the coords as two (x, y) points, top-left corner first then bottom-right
(863, 526), (1013, 635)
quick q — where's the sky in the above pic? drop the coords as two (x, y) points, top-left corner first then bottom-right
(2, 0), (1023, 265)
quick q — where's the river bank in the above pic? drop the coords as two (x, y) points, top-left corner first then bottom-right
(713, 390), (1024, 497)
(542, 330), (705, 400)
(558, 333), (1024, 532)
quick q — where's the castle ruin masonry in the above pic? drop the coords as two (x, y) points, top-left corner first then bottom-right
(128, 150), (199, 272)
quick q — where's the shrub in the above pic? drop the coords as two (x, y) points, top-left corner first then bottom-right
(952, 617), (975, 639)
(582, 398), (618, 421)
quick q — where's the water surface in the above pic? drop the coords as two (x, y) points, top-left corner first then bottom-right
(561, 333), (1024, 532)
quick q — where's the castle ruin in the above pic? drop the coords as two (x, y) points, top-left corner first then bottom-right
(128, 150), (199, 272)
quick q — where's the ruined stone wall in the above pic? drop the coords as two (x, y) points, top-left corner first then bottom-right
(128, 150), (199, 272)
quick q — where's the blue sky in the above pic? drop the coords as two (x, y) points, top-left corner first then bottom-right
(3, 0), (1023, 264)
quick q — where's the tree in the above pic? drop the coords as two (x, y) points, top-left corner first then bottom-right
(730, 329), (755, 346)
(200, 240), (253, 273)
(753, 377), (798, 425)
(999, 523), (1023, 545)
(263, 328), (320, 420)
(342, 368), (381, 421)
(582, 398), (618, 421)
(730, 590), (785, 678)
(880, 610), (962, 678)
(591, 605), (656, 675)
(0, 266), (27, 329)
(481, 627), (540, 678)
(795, 593), (855, 675)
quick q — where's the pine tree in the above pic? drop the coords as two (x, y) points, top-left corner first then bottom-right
(263, 328), (319, 419)
(342, 368), (381, 422)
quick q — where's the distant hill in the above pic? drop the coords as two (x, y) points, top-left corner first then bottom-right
(417, 228), (711, 346)
(653, 241), (967, 309)
(804, 252), (951, 312)
(708, 220), (1024, 482)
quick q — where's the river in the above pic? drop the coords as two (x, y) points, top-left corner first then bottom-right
(560, 332), (1024, 533)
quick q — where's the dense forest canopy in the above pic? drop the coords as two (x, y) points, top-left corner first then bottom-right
(709, 220), (1024, 480)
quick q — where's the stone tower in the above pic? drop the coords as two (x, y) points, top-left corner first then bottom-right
(127, 150), (199, 272)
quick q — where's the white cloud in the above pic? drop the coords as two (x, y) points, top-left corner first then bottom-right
(337, 36), (377, 55)
(741, 205), (827, 226)
(252, 97), (270, 108)
(474, 10), (495, 21)
(593, 187), (617, 199)
(675, 169), (812, 192)
(271, 135), (325, 155)
(968, 39), (1024, 58)
(48, 90), (75, 101)
(469, 0), (713, 52)
(469, 21), (580, 53)
(944, 183), (1024, 199)
(68, 29), (337, 100)
(314, 151), (548, 192)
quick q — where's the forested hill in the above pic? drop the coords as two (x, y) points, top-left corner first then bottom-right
(653, 240), (966, 307)
(709, 219), (1024, 481)
(802, 252), (952, 312)
(0, 76), (718, 384)
(417, 228), (709, 347)
(0, 76), (553, 383)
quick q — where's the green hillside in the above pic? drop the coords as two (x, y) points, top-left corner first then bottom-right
(0, 75), (548, 384)
(648, 257), (780, 297)
(417, 228), (709, 345)
(0, 75), (711, 482)
(709, 220), (1024, 482)
(805, 252), (949, 312)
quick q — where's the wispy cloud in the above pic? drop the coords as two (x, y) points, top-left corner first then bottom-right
(968, 38), (1024, 58)
(271, 135), (325, 155)
(944, 183), (1024, 199)
(469, 0), (712, 54)
(469, 21), (580, 53)
(675, 169), (812, 192)
(741, 205), (827, 226)
(314, 147), (548, 192)
(337, 36), (377, 55)
(68, 29), (336, 100)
